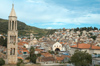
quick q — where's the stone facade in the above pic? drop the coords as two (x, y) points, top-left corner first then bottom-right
(52, 42), (62, 51)
(7, 4), (18, 64)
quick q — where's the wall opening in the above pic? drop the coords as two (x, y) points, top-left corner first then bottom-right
(55, 48), (60, 51)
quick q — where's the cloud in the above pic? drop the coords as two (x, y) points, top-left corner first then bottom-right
(0, 0), (100, 29)
(46, 27), (52, 29)
(26, 0), (44, 3)
(27, 0), (34, 2)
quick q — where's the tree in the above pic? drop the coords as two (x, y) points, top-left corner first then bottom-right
(30, 46), (35, 57)
(0, 37), (7, 47)
(0, 58), (5, 66)
(94, 27), (98, 30)
(30, 54), (37, 63)
(37, 53), (41, 57)
(90, 36), (97, 40)
(3, 38), (7, 47)
(48, 50), (55, 54)
(70, 50), (92, 66)
(17, 59), (24, 66)
(29, 46), (37, 63)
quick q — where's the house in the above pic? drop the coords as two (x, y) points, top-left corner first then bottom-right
(70, 43), (100, 55)
(35, 49), (43, 54)
(18, 47), (29, 60)
(18, 42), (28, 48)
(92, 58), (100, 65)
(55, 55), (70, 63)
(41, 52), (52, 57)
(36, 57), (55, 64)
(36, 52), (55, 64)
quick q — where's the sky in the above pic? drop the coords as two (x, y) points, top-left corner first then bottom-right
(0, 0), (100, 29)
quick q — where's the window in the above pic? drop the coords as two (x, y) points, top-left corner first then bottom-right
(10, 36), (16, 44)
(10, 48), (12, 55)
(23, 52), (27, 54)
(10, 48), (15, 55)
(20, 51), (21, 53)
(13, 48), (15, 55)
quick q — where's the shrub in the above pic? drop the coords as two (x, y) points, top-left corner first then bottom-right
(0, 58), (5, 66)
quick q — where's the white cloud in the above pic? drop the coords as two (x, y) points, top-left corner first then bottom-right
(27, 0), (34, 2)
(0, 0), (100, 28)
(17, 0), (100, 25)
(26, 0), (44, 3)
(74, 14), (100, 24)
(46, 27), (52, 29)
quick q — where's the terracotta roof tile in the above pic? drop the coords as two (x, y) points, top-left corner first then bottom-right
(41, 52), (52, 57)
(71, 43), (100, 50)
(23, 49), (29, 54)
(18, 50), (22, 54)
(35, 49), (43, 52)
(60, 42), (63, 44)
(18, 42), (28, 46)
(41, 57), (55, 62)
(18, 48), (29, 54)
(56, 55), (70, 61)
(18, 57), (23, 59)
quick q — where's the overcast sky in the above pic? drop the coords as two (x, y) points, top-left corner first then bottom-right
(0, 0), (100, 29)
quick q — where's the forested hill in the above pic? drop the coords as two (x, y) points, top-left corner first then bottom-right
(0, 18), (56, 38)
(0, 18), (99, 38)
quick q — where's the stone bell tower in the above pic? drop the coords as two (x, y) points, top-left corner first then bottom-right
(7, 4), (18, 64)
(30, 33), (34, 40)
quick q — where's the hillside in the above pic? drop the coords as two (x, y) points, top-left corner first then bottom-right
(0, 18), (56, 38)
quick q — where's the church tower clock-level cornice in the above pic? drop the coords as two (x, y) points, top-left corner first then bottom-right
(7, 4), (18, 64)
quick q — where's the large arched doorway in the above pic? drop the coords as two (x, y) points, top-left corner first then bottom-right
(55, 48), (60, 51)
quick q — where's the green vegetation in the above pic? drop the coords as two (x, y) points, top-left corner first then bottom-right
(0, 36), (7, 47)
(0, 58), (5, 66)
(70, 50), (92, 66)
(74, 27), (98, 32)
(0, 18), (56, 38)
(90, 36), (97, 40)
(17, 59), (24, 66)
(48, 50), (55, 54)
(28, 47), (41, 63)
(0, 18), (57, 47)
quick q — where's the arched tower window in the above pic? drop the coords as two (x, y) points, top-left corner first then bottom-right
(10, 36), (16, 44)
(13, 48), (15, 55)
(10, 48), (12, 55)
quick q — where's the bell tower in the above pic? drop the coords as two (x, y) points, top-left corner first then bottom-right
(30, 33), (34, 40)
(7, 4), (18, 64)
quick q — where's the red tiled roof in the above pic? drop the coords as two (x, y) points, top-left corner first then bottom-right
(18, 57), (23, 59)
(41, 57), (55, 62)
(18, 42), (28, 46)
(71, 43), (100, 50)
(18, 50), (22, 54)
(18, 48), (29, 54)
(41, 52), (52, 57)
(56, 55), (70, 61)
(64, 42), (67, 45)
(60, 42), (63, 44)
(23, 49), (29, 54)
(35, 49), (42, 51)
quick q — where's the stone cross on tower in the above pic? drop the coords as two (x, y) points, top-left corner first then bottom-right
(7, 4), (18, 64)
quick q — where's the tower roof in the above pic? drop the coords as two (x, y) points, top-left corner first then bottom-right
(9, 4), (16, 17)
